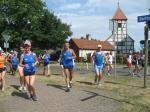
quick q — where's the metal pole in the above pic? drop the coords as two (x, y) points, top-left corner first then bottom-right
(144, 25), (149, 88)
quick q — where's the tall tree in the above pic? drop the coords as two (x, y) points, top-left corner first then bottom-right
(0, 0), (72, 50)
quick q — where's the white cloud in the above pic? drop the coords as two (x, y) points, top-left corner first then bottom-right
(86, 0), (114, 7)
(44, 0), (67, 4)
(57, 13), (78, 17)
(57, 13), (110, 39)
(59, 3), (81, 10)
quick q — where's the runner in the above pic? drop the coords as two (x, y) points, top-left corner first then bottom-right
(140, 53), (145, 71)
(19, 40), (38, 101)
(11, 50), (19, 76)
(0, 47), (7, 91)
(106, 52), (113, 76)
(17, 45), (26, 91)
(7, 50), (13, 73)
(102, 53), (106, 75)
(81, 54), (89, 71)
(62, 41), (76, 92)
(92, 44), (104, 86)
(58, 50), (65, 77)
(42, 49), (51, 76)
(127, 51), (133, 75)
(132, 53), (141, 77)
(105, 52), (110, 76)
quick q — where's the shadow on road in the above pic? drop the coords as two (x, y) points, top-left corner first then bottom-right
(47, 84), (66, 91)
(81, 90), (134, 106)
(81, 90), (99, 101)
(11, 91), (29, 99)
(76, 81), (93, 85)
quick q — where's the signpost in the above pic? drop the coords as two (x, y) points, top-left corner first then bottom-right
(1, 33), (10, 52)
(137, 13), (150, 88)
(138, 15), (150, 22)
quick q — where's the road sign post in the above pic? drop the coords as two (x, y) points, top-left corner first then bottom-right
(138, 15), (150, 22)
(144, 25), (149, 88)
(137, 13), (150, 88)
(1, 33), (10, 52)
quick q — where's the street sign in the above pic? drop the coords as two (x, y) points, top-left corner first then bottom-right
(4, 42), (9, 48)
(138, 15), (150, 22)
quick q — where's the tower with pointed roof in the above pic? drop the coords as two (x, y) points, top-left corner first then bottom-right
(106, 2), (134, 54)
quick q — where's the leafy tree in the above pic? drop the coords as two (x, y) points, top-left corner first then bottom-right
(0, 0), (72, 50)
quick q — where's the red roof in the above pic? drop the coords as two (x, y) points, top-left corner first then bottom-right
(112, 7), (127, 20)
(70, 38), (114, 51)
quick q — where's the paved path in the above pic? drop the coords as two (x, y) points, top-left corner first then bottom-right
(0, 75), (120, 112)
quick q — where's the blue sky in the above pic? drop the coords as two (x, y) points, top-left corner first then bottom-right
(44, 0), (149, 51)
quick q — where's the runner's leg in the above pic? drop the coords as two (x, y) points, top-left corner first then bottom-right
(29, 75), (36, 97)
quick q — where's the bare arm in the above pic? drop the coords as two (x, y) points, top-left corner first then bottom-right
(19, 54), (24, 67)
(33, 53), (38, 67)
(91, 51), (96, 64)
(71, 49), (76, 59)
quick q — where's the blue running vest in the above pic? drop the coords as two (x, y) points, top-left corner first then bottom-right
(12, 55), (19, 65)
(23, 52), (35, 73)
(63, 49), (73, 67)
(95, 51), (103, 66)
(44, 54), (50, 63)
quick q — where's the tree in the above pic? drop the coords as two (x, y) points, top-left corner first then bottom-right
(0, 0), (72, 50)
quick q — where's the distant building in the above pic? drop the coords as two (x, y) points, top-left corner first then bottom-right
(69, 38), (114, 62)
(106, 4), (134, 54)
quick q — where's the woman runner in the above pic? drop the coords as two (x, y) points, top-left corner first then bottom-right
(0, 47), (7, 91)
(18, 45), (26, 91)
(19, 40), (38, 101)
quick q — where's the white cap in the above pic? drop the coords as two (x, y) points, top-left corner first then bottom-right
(97, 44), (102, 48)
(24, 40), (31, 46)
(0, 47), (2, 51)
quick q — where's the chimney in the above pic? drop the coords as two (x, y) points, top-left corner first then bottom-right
(86, 34), (91, 40)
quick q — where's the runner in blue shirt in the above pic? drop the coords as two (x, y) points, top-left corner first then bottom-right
(42, 49), (51, 77)
(19, 40), (38, 101)
(62, 41), (76, 92)
(92, 44), (104, 86)
(58, 49), (65, 77)
(11, 50), (19, 75)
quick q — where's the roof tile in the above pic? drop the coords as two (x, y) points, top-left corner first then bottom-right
(112, 7), (127, 20)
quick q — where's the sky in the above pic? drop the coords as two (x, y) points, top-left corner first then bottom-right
(44, 0), (149, 51)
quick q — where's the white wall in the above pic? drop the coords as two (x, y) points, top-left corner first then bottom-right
(79, 49), (115, 57)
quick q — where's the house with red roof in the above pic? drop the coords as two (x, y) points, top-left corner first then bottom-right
(69, 37), (114, 62)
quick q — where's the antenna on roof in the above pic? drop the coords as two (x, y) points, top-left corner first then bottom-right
(117, 0), (120, 8)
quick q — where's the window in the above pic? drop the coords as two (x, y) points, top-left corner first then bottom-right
(118, 23), (122, 28)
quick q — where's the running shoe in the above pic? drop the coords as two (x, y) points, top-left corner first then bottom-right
(65, 87), (70, 92)
(98, 83), (102, 87)
(32, 95), (38, 101)
(1, 86), (4, 91)
(23, 86), (27, 91)
(69, 82), (72, 88)
(18, 86), (23, 91)
(132, 73), (135, 77)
